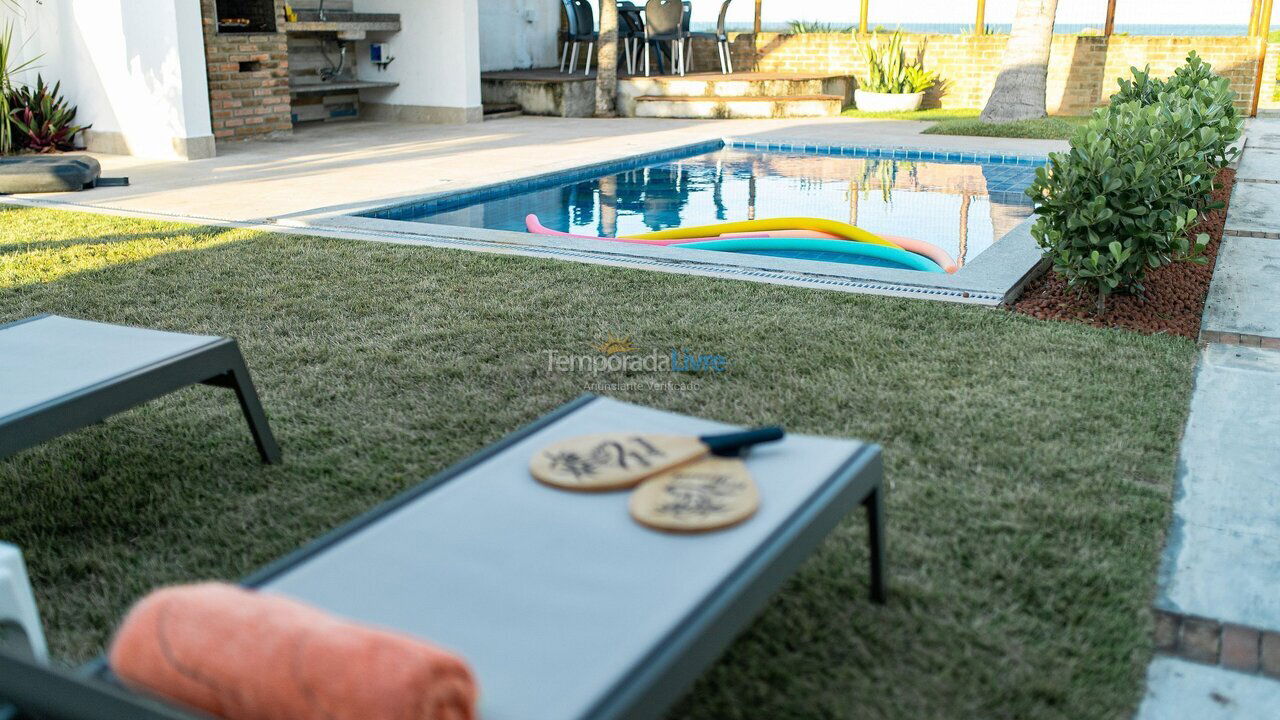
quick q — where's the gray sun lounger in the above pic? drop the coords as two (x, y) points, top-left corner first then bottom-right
(0, 315), (280, 464)
(2, 396), (883, 720)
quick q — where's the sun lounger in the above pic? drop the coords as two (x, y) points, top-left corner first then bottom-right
(0, 315), (280, 464)
(1, 396), (884, 720)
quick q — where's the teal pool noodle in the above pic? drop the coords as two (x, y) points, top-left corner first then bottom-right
(680, 238), (947, 273)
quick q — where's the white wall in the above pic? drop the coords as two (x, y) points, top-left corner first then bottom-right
(357, 0), (482, 119)
(478, 0), (560, 71)
(7, 0), (213, 159)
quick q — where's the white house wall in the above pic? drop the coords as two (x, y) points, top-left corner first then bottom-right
(356, 0), (483, 123)
(8, 0), (214, 160)
(477, 0), (560, 71)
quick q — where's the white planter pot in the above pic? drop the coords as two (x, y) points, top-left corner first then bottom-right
(854, 90), (925, 113)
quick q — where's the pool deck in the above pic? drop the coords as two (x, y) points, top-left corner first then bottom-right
(7, 116), (1066, 224)
(1136, 117), (1280, 716)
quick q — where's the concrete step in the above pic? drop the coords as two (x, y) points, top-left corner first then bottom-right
(633, 94), (845, 119)
(622, 75), (835, 99)
(1156, 344), (1280, 635)
(1200, 235), (1280, 346)
(1136, 657), (1280, 719)
(482, 103), (522, 120)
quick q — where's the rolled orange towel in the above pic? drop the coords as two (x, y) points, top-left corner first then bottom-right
(108, 583), (477, 720)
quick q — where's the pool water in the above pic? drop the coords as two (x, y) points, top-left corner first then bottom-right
(384, 147), (1042, 269)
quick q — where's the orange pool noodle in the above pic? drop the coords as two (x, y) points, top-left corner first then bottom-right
(109, 583), (478, 720)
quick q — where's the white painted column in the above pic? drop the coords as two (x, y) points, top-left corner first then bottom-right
(12, 0), (215, 159)
(357, 0), (483, 123)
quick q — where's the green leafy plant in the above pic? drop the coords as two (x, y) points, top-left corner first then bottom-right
(859, 31), (936, 94)
(1027, 52), (1243, 313)
(0, 20), (38, 155)
(1110, 52), (1242, 196)
(1028, 100), (1211, 312)
(7, 74), (90, 152)
(787, 19), (853, 34)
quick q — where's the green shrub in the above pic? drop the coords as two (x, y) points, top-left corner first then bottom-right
(1026, 53), (1241, 312)
(1028, 101), (1211, 311)
(787, 20), (854, 34)
(1111, 52), (1242, 177)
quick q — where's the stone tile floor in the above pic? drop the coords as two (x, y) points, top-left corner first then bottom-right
(1137, 118), (1280, 717)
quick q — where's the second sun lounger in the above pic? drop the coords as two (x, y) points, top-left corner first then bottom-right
(0, 315), (280, 464)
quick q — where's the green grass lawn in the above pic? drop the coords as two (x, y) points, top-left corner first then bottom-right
(922, 115), (1090, 140)
(0, 206), (1196, 719)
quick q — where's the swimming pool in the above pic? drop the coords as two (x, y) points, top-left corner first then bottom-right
(364, 142), (1044, 271)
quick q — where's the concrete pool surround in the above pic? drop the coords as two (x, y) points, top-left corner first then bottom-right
(331, 138), (1048, 306)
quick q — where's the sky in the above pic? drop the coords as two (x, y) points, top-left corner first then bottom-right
(683, 0), (1258, 27)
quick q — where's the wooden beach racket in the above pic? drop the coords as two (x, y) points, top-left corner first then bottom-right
(530, 427), (783, 491)
(629, 456), (760, 533)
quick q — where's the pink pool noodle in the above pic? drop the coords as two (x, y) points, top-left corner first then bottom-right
(525, 215), (754, 246)
(109, 583), (478, 720)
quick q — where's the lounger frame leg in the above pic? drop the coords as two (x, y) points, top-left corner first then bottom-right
(584, 41), (594, 75)
(204, 351), (282, 465)
(569, 42), (579, 74)
(559, 41), (569, 72)
(863, 484), (887, 603)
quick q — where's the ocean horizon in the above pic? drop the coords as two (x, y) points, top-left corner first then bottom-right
(696, 22), (1262, 36)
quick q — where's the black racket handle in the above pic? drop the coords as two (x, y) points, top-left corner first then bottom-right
(700, 427), (785, 457)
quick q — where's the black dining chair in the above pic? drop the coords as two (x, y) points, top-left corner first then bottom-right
(618, 1), (645, 75)
(560, 0), (598, 74)
(685, 0), (735, 73)
(644, 0), (688, 76)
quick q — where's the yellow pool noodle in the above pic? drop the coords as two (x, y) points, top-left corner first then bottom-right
(622, 217), (902, 249)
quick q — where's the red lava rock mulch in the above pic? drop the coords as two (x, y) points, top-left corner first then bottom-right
(1011, 167), (1235, 339)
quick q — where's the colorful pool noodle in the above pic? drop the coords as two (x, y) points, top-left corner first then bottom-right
(621, 217), (902, 249)
(527, 215), (955, 272)
(679, 238), (945, 273)
(716, 229), (958, 273)
(525, 215), (725, 245)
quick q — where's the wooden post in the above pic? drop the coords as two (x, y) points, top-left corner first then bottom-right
(754, 0), (762, 33)
(1250, 0), (1262, 36)
(860, 0), (870, 34)
(1103, 0), (1117, 36)
(1252, 0), (1275, 115)
(974, 0), (986, 35)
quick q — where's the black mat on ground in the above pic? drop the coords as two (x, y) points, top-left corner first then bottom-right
(0, 155), (101, 193)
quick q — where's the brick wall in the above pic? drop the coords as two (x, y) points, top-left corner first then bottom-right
(690, 33), (1265, 114)
(200, 0), (292, 142)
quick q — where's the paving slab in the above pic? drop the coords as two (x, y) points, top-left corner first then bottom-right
(1202, 236), (1280, 341)
(1135, 656), (1280, 719)
(1156, 344), (1280, 631)
(1235, 149), (1280, 182)
(1243, 118), (1280, 150)
(1223, 181), (1280, 237)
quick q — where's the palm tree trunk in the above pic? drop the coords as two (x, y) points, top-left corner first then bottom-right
(979, 0), (1059, 123)
(595, 0), (619, 117)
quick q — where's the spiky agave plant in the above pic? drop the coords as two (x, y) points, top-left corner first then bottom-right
(8, 74), (89, 152)
(859, 30), (937, 94)
(0, 21), (40, 154)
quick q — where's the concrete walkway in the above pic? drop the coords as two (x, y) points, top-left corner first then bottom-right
(9, 115), (1066, 224)
(1136, 119), (1280, 717)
